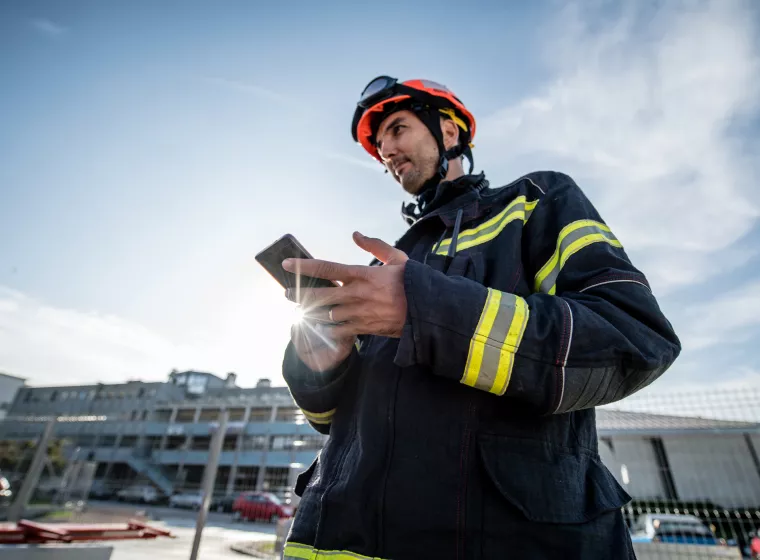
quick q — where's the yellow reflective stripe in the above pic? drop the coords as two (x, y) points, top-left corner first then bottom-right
(284, 542), (388, 560)
(560, 233), (621, 268)
(435, 197), (537, 255)
(301, 408), (335, 425)
(462, 290), (530, 395)
(461, 288), (501, 387)
(534, 220), (622, 295)
(490, 296), (529, 396)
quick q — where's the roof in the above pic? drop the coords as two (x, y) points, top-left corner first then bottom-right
(597, 408), (760, 434)
(0, 372), (26, 382)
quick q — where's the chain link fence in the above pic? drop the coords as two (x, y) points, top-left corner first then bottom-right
(1, 388), (759, 557)
(599, 386), (760, 557)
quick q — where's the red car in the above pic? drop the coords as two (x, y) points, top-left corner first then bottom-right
(232, 492), (294, 523)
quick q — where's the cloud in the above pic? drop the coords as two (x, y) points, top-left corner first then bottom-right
(0, 286), (192, 385)
(30, 18), (68, 38)
(478, 0), (760, 294)
(677, 278), (760, 351)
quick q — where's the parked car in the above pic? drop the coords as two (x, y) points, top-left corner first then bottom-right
(212, 493), (238, 513)
(630, 513), (721, 546)
(0, 472), (12, 506)
(88, 480), (116, 500)
(169, 491), (203, 510)
(116, 485), (160, 504)
(232, 491), (294, 523)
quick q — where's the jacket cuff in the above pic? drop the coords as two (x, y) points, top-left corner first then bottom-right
(394, 259), (487, 382)
(283, 341), (357, 414)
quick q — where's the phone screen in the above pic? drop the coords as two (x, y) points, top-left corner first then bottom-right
(255, 234), (338, 290)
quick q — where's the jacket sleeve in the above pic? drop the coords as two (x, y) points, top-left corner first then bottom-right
(282, 340), (360, 434)
(394, 173), (681, 415)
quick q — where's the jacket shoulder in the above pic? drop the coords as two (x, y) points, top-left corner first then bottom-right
(486, 170), (579, 203)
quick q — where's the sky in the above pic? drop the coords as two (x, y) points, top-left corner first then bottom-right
(1, 0), (759, 395)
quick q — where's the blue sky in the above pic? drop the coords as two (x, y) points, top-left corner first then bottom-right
(1, 0), (760, 394)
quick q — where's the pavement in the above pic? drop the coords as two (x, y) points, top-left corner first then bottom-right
(3, 499), (278, 560)
(109, 522), (274, 560)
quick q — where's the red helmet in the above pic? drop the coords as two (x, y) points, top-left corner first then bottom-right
(351, 76), (476, 165)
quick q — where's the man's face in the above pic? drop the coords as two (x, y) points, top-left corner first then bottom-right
(374, 110), (440, 195)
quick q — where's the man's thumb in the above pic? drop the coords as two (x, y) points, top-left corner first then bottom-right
(353, 231), (407, 265)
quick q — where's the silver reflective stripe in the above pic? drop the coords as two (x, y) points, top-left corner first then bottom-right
(537, 225), (620, 294)
(473, 295), (521, 392)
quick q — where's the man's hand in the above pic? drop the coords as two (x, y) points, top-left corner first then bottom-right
(284, 232), (409, 347)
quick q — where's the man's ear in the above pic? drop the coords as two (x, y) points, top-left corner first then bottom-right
(440, 117), (460, 151)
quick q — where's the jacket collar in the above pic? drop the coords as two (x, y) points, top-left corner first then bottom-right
(401, 172), (488, 226)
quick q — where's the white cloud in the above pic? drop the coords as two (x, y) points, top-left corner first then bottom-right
(479, 0), (760, 294)
(0, 281), (297, 388)
(677, 278), (760, 351)
(0, 286), (189, 385)
(30, 18), (67, 38)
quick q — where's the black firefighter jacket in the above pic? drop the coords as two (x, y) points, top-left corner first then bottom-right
(281, 170), (681, 560)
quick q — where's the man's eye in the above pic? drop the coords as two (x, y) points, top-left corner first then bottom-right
(392, 125), (403, 135)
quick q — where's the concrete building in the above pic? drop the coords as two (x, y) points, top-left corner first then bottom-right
(0, 371), (325, 497)
(0, 372), (25, 421)
(597, 409), (760, 509)
(0, 373), (758, 509)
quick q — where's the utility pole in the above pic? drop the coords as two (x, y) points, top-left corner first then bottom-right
(8, 418), (56, 522)
(189, 409), (228, 560)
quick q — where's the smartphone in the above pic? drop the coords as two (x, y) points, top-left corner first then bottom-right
(255, 234), (339, 291)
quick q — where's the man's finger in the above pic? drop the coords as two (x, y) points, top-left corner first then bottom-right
(282, 258), (363, 282)
(326, 303), (364, 324)
(319, 322), (360, 340)
(353, 231), (408, 265)
(286, 286), (357, 308)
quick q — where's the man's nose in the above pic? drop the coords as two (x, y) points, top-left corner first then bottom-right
(378, 139), (397, 162)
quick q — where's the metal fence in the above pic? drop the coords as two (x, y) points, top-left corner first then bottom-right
(1, 387), (759, 557)
(599, 386), (760, 557)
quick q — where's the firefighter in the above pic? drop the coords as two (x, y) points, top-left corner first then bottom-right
(279, 76), (681, 559)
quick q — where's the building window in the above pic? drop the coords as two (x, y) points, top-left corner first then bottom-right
(650, 437), (678, 500)
(222, 435), (238, 451)
(198, 408), (220, 422)
(191, 436), (211, 450)
(99, 435), (117, 447)
(145, 436), (162, 449)
(76, 435), (96, 448)
(262, 467), (289, 493)
(175, 409), (196, 423)
(248, 408), (271, 422)
(275, 407), (303, 422)
(49, 391), (58, 402)
(242, 435), (267, 451)
(271, 435), (303, 450)
(119, 436), (138, 448)
(228, 408), (245, 422)
(153, 409), (172, 422)
(295, 434), (327, 450)
(234, 466), (259, 492)
(165, 436), (186, 450)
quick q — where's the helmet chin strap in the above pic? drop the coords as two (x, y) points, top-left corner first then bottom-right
(411, 103), (474, 201)
(395, 102), (475, 224)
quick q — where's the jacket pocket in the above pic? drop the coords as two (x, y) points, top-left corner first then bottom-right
(477, 434), (630, 524)
(424, 252), (485, 284)
(294, 454), (319, 498)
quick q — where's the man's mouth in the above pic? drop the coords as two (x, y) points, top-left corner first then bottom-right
(394, 161), (410, 176)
